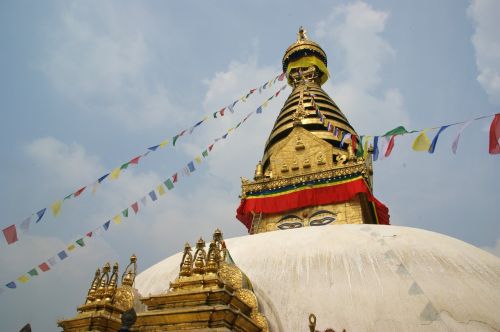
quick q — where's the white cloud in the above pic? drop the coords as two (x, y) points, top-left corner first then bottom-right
(468, 0), (500, 105)
(40, 1), (175, 130)
(315, 1), (409, 134)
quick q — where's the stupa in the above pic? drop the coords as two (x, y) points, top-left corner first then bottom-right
(58, 28), (500, 331)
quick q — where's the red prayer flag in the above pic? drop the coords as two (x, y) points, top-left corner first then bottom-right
(385, 135), (396, 157)
(2, 225), (18, 245)
(208, 144), (214, 152)
(131, 202), (139, 214)
(86, 231), (93, 237)
(172, 173), (178, 183)
(220, 108), (225, 116)
(74, 186), (86, 197)
(278, 72), (286, 81)
(489, 114), (500, 154)
(129, 156), (141, 164)
(351, 135), (358, 153)
(38, 262), (50, 272)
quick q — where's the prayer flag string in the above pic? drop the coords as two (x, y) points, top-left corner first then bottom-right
(1, 74), (287, 247)
(0, 85), (288, 292)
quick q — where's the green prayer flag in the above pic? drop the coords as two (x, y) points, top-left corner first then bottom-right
(76, 238), (85, 247)
(383, 126), (408, 137)
(28, 268), (38, 277)
(120, 162), (130, 170)
(122, 208), (129, 218)
(164, 179), (174, 190)
(202, 150), (208, 157)
(356, 136), (364, 158)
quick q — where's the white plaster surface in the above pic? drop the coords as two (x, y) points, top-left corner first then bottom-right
(135, 225), (500, 331)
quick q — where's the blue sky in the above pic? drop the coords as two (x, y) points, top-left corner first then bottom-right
(0, 1), (499, 330)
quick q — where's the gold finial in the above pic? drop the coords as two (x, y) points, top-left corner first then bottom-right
(105, 262), (119, 302)
(205, 241), (219, 274)
(193, 238), (207, 275)
(179, 242), (193, 277)
(130, 254), (137, 263)
(254, 161), (264, 180)
(213, 229), (223, 242)
(85, 268), (101, 304)
(298, 26), (308, 41)
(121, 254), (138, 286)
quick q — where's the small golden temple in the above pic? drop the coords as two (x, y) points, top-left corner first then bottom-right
(57, 28), (500, 332)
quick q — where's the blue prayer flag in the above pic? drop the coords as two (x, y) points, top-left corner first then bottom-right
(35, 208), (46, 223)
(148, 145), (160, 151)
(428, 125), (450, 154)
(6, 281), (16, 289)
(58, 251), (68, 260)
(188, 161), (195, 172)
(256, 106), (263, 114)
(149, 190), (157, 201)
(373, 136), (379, 161)
(103, 220), (111, 230)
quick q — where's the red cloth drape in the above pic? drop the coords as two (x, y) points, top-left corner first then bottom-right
(236, 178), (390, 230)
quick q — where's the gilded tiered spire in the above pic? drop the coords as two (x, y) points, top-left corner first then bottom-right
(237, 27), (388, 233)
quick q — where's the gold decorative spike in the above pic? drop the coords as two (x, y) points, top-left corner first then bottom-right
(205, 241), (219, 274)
(104, 262), (119, 302)
(179, 242), (193, 277)
(192, 238), (206, 275)
(254, 160), (263, 180)
(85, 268), (101, 304)
(317, 153), (326, 165)
(298, 26), (308, 41)
(121, 254), (137, 286)
(95, 263), (110, 302)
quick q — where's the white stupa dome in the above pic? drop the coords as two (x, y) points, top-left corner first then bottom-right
(135, 225), (500, 331)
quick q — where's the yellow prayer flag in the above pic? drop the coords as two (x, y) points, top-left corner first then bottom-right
(110, 168), (121, 179)
(240, 96), (247, 102)
(18, 275), (30, 283)
(263, 101), (269, 108)
(363, 136), (372, 159)
(412, 131), (431, 151)
(67, 244), (76, 252)
(51, 200), (62, 217)
(113, 215), (122, 225)
(228, 127), (234, 133)
(159, 139), (169, 148)
(194, 156), (202, 165)
(157, 184), (166, 196)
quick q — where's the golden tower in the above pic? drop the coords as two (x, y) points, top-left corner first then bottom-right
(237, 27), (389, 233)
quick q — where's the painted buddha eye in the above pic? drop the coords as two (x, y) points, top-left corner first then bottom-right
(309, 210), (336, 226)
(277, 215), (303, 230)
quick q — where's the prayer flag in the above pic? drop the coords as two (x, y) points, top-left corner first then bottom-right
(172, 135), (180, 146)
(103, 220), (111, 230)
(275, 90), (281, 97)
(172, 173), (178, 183)
(263, 101), (269, 108)
(148, 145), (160, 151)
(195, 156), (202, 164)
(110, 168), (121, 179)
(202, 150), (208, 157)
(20, 217), (31, 233)
(256, 106), (263, 114)
(113, 215), (122, 224)
(120, 162), (129, 170)
(340, 133), (351, 147)
(489, 114), (500, 154)
(429, 125), (450, 153)
(363, 136), (372, 159)
(164, 179), (174, 190)
(98, 173), (109, 183)
(2, 225), (18, 245)
(28, 268), (38, 277)
(385, 136), (396, 157)
(18, 275), (29, 284)
(48, 257), (57, 266)
(383, 126), (409, 137)
(86, 231), (93, 237)
(222, 133), (228, 139)
(373, 136), (380, 161)
(131, 202), (139, 214)
(188, 161), (195, 172)
(278, 72), (286, 81)
(159, 139), (169, 148)
(149, 190), (157, 201)
(91, 181), (99, 194)
(64, 193), (72, 200)
(208, 144), (214, 152)
(213, 111), (218, 118)
(74, 186), (86, 197)
(157, 184), (166, 196)
(140, 196), (147, 206)
(412, 130), (431, 151)
(220, 107), (226, 116)
(35, 208), (46, 223)
(51, 200), (62, 216)
(76, 238), (85, 247)
(122, 208), (129, 218)
(129, 155), (141, 164)
(263, 82), (268, 89)
(6, 281), (16, 289)
(67, 244), (76, 252)
(39, 262), (51, 271)
(452, 120), (473, 154)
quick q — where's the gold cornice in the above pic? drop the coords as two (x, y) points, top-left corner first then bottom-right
(242, 161), (368, 197)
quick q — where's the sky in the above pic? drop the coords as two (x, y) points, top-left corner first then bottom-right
(0, 0), (499, 330)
